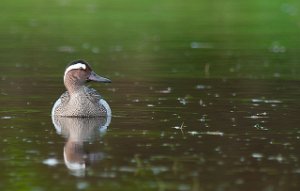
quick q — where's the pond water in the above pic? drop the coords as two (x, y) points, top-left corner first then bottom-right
(1, 76), (300, 191)
(1, 0), (300, 191)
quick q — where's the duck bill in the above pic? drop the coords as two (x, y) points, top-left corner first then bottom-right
(88, 71), (111, 83)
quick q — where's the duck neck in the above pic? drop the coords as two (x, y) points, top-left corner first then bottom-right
(64, 79), (86, 96)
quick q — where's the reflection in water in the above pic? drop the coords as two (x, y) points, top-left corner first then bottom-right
(51, 115), (111, 177)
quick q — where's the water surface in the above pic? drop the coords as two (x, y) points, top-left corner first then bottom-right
(1, 0), (300, 191)
(1, 76), (300, 191)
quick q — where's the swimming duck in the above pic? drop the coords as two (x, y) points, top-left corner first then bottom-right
(51, 60), (111, 117)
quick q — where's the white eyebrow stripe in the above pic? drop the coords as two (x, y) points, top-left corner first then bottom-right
(63, 63), (86, 81)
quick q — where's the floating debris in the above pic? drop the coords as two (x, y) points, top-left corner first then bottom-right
(246, 115), (266, 119)
(252, 153), (263, 159)
(258, 112), (268, 116)
(132, 99), (140, 103)
(157, 87), (172, 94)
(203, 131), (224, 136)
(199, 100), (207, 107)
(199, 99), (204, 106)
(1, 116), (13, 119)
(268, 155), (284, 163)
(195, 85), (211, 90)
(251, 99), (282, 104)
(245, 112), (268, 119)
(254, 124), (268, 131)
(172, 122), (184, 130)
(178, 97), (187, 105)
(43, 158), (59, 166)
(198, 115), (209, 122)
(188, 131), (224, 136)
(187, 131), (199, 135)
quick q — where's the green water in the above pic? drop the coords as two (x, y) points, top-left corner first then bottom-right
(1, 0), (300, 191)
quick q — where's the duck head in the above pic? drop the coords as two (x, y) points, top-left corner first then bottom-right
(63, 60), (111, 93)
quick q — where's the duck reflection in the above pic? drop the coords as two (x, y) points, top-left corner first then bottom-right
(51, 115), (111, 176)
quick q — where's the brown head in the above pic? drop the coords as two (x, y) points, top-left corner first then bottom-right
(63, 60), (111, 93)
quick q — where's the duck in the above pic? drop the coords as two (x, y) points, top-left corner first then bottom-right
(51, 60), (112, 117)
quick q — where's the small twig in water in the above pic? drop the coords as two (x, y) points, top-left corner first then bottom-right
(172, 122), (185, 134)
(180, 122), (184, 133)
